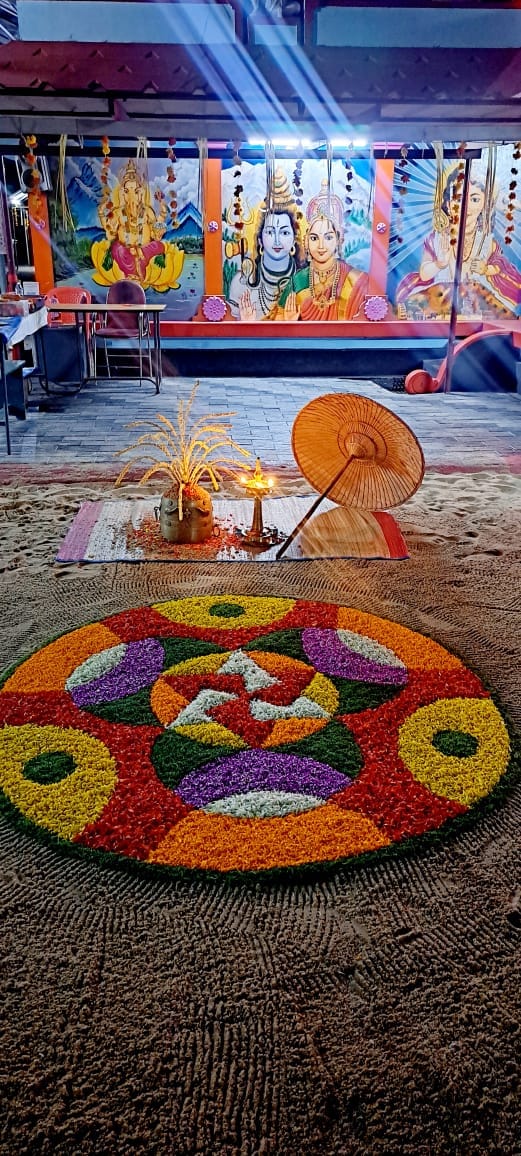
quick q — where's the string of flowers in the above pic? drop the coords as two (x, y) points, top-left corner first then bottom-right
(395, 144), (410, 245)
(292, 157), (304, 231)
(166, 138), (179, 229)
(232, 141), (244, 253)
(344, 151), (353, 216)
(100, 135), (112, 217)
(505, 140), (521, 246)
(24, 134), (45, 230)
(450, 142), (467, 249)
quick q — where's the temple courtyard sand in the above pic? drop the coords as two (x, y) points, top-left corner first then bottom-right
(1, 373), (520, 1155)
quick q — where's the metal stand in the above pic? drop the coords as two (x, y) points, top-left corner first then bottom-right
(241, 492), (284, 548)
(443, 156), (471, 394)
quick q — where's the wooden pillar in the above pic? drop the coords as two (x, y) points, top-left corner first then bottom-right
(368, 158), (394, 296)
(203, 157), (223, 296)
(28, 190), (54, 294)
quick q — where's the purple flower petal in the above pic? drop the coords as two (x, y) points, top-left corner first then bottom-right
(302, 629), (407, 685)
(177, 750), (350, 808)
(71, 639), (165, 707)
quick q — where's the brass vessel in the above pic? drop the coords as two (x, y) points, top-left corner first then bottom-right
(155, 485), (214, 544)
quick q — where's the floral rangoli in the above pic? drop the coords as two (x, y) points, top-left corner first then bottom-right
(0, 596), (515, 878)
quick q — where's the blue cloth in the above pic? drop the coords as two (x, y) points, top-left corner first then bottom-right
(0, 316), (23, 347)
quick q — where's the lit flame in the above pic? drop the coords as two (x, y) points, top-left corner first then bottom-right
(241, 457), (275, 493)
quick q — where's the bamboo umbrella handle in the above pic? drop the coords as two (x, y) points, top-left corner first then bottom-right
(275, 457), (353, 561)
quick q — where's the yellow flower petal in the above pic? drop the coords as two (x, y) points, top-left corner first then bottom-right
(398, 697), (510, 805)
(0, 724), (118, 840)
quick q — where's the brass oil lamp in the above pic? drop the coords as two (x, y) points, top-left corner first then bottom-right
(239, 458), (282, 547)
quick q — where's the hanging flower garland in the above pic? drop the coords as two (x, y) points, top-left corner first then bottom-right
(292, 157), (305, 232)
(166, 138), (179, 229)
(24, 134), (45, 230)
(449, 142), (467, 250)
(231, 141), (244, 253)
(395, 144), (410, 245)
(505, 140), (521, 246)
(100, 135), (112, 216)
(344, 151), (353, 216)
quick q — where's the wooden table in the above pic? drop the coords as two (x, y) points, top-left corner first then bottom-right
(46, 302), (167, 394)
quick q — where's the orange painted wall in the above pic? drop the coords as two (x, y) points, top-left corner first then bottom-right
(204, 157), (223, 296)
(28, 190), (54, 294)
(368, 159), (394, 296)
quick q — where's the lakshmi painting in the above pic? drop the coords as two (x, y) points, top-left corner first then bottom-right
(387, 146), (521, 319)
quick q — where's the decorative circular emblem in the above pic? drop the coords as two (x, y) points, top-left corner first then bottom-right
(0, 597), (514, 878)
(364, 295), (389, 321)
(202, 295), (227, 322)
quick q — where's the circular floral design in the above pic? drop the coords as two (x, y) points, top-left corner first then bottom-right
(364, 295), (389, 321)
(0, 598), (516, 877)
(202, 295), (227, 322)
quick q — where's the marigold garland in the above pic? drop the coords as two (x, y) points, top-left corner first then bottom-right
(100, 135), (112, 218)
(24, 134), (46, 231)
(505, 140), (520, 246)
(231, 142), (244, 251)
(0, 597), (516, 879)
(450, 144), (467, 249)
(395, 144), (410, 245)
(165, 137), (179, 229)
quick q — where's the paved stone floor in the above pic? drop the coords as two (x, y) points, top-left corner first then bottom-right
(1, 373), (520, 469)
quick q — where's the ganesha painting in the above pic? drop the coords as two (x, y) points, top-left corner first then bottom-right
(90, 159), (184, 292)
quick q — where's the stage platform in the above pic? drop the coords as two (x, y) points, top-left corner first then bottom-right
(158, 319), (483, 378)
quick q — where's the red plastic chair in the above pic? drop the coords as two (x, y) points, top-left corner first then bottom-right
(93, 280), (152, 384)
(44, 285), (93, 382)
(44, 285), (92, 335)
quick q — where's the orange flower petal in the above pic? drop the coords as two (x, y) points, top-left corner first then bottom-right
(337, 608), (462, 671)
(149, 804), (389, 871)
(2, 624), (121, 693)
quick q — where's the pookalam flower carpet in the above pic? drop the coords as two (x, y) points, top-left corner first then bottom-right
(0, 595), (516, 879)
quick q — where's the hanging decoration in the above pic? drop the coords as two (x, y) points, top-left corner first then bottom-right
(481, 143), (497, 243)
(136, 136), (148, 162)
(232, 140), (244, 257)
(395, 144), (410, 245)
(24, 134), (45, 230)
(197, 136), (208, 230)
(326, 140), (333, 221)
(432, 141), (448, 232)
(264, 139), (275, 215)
(449, 142), (467, 249)
(55, 135), (75, 233)
(165, 138), (179, 229)
(99, 135), (112, 220)
(292, 155), (304, 232)
(505, 140), (520, 246)
(367, 145), (375, 222)
(344, 149), (353, 215)
(138, 135), (164, 232)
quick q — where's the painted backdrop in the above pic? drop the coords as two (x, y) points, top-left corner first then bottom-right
(222, 158), (373, 322)
(49, 156), (203, 318)
(387, 146), (521, 319)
